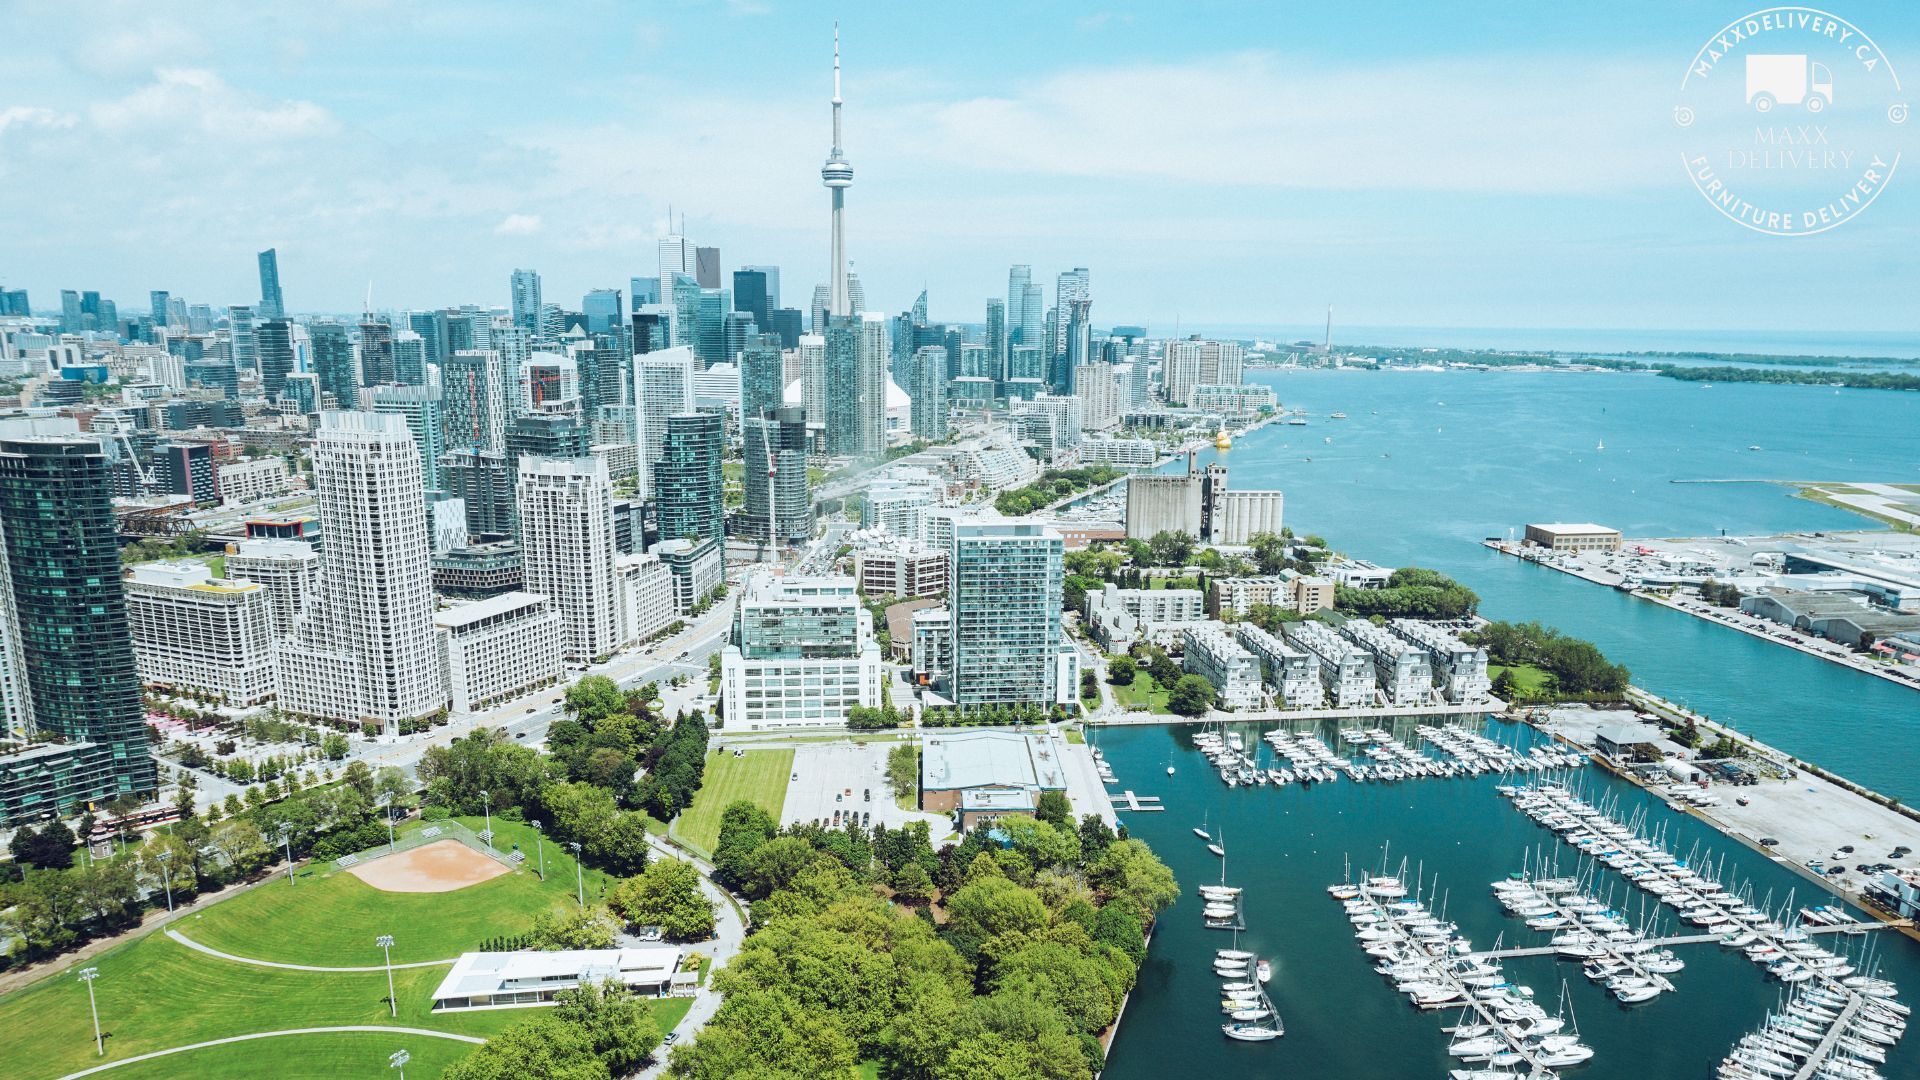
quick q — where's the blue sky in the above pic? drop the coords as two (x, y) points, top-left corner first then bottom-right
(2, 0), (1916, 338)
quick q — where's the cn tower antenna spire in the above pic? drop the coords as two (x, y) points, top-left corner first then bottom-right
(821, 22), (853, 318)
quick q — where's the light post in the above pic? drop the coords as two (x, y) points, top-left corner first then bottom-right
(569, 842), (584, 907)
(78, 967), (103, 1056)
(155, 850), (174, 914)
(278, 824), (298, 885)
(378, 794), (397, 852)
(478, 789), (492, 849)
(529, 820), (546, 881)
(376, 935), (396, 1017)
(389, 1048), (410, 1080)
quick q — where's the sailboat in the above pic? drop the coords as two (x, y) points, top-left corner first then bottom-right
(1194, 810), (1211, 843)
(1596, 439), (1605, 451)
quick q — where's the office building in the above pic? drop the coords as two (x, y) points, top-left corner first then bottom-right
(0, 425), (159, 811)
(694, 246), (721, 289)
(510, 269), (542, 333)
(125, 562), (277, 706)
(1161, 338), (1245, 406)
(909, 345), (948, 440)
(653, 412), (724, 544)
(517, 456), (619, 663)
(255, 248), (285, 319)
(1283, 620), (1376, 708)
(582, 288), (623, 334)
(720, 572), (883, 731)
(257, 318), (294, 399)
(947, 521), (1067, 707)
(225, 538), (322, 637)
(732, 267), (776, 329)
(634, 347), (694, 498)
(435, 592), (563, 712)
(276, 412), (445, 731)
(1523, 523), (1623, 552)
(740, 407), (812, 546)
(1181, 623), (1262, 710)
(1234, 624), (1323, 708)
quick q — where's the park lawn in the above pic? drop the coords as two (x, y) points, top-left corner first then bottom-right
(1489, 663), (1551, 694)
(0, 931), (522, 1079)
(1066, 727), (1086, 745)
(101, 1030), (479, 1079)
(671, 749), (794, 858)
(184, 817), (615, 966)
(1111, 672), (1172, 712)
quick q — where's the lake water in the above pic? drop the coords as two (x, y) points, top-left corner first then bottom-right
(1102, 369), (1920, 1079)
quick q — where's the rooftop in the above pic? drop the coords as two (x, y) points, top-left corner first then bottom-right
(429, 946), (682, 1002)
(922, 729), (1067, 792)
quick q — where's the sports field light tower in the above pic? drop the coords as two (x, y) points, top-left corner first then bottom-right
(529, 819), (546, 880)
(376, 934), (397, 1017)
(389, 1048), (410, 1080)
(154, 849), (175, 913)
(278, 824), (299, 885)
(570, 841), (585, 906)
(78, 967), (103, 1055)
(479, 789), (493, 848)
(378, 793), (398, 852)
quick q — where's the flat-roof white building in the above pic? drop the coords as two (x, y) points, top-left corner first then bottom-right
(1084, 583), (1206, 649)
(125, 561), (277, 706)
(430, 946), (685, 1011)
(519, 456), (619, 663)
(720, 572), (882, 730)
(435, 592), (563, 712)
(216, 456), (293, 506)
(616, 553), (677, 646)
(1181, 623), (1262, 710)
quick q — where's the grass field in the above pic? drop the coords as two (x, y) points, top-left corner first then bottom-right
(1489, 663), (1551, 694)
(671, 749), (794, 857)
(184, 817), (614, 966)
(100, 1031), (481, 1080)
(1111, 671), (1172, 712)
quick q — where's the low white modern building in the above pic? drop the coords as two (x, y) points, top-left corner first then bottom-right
(1341, 620), (1435, 707)
(435, 592), (564, 712)
(1283, 620), (1376, 708)
(855, 539), (947, 599)
(1391, 620), (1491, 704)
(1233, 623), (1323, 708)
(430, 946), (686, 1011)
(216, 456), (294, 506)
(1181, 623), (1263, 710)
(1084, 583), (1207, 649)
(720, 573), (883, 730)
(616, 553), (678, 645)
(124, 561), (278, 706)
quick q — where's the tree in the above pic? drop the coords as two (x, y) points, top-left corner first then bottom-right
(1077, 815), (1116, 862)
(1168, 674), (1217, 716)
(885, 743), (917, 802)
(1491, 667), (1520, 700)
(528, 905), (622, 950)
(1105, 656), (1135, 685)
(1086, 838), (1179, 922)
(320, 733), (349, 761)
(1146, 530), (1194, 568)
(554, 978), (662, 1074)
(994, 817), (1080, 871)
(564, 675), (627, 725)
(442, 1016), (609, 1080)
(890, 860), (934, 905)
(664, 988), (859, 1080)
(1033, 790), (1071, 828)
(608, 858), (716, 942)
(712, 800), (777, 891)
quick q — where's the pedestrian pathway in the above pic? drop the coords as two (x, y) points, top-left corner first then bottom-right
(165, 929), (457, 972)
(54, 1026), (486, 1079)
(633, 833), (747, 1079)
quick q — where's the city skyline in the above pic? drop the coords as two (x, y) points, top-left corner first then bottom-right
(3, 2), (1916, 338)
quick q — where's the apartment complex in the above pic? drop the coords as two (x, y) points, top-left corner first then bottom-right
(224, 538), (321, 638)
(1180, 623), (1262, 710)
(517, 456), (619, 663)
(1340, 620), (1435, 706)
(124, 562), (277, 706)
(720, 573), (882, 730)
(1283, 620), (1376, 708)
(434, 592), (564, 712)
(1233, 624), (1324, 708)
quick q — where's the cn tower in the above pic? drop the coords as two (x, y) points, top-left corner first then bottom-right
(821, 24), (853, 318)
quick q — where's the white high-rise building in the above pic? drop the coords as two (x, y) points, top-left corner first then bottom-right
(518, 456), (619, 662)
(1075, 361), (1122, 431)
(635, 346), (695, 499)
(1161, 338), (1246, 406)
(434, 592), (564, 713)
(720, 572), (882, 731)
(225, 538), (322, 638)
(125, 562), (278, 706)
(797, 334), (827, 434)
(276, 412), (445, 731)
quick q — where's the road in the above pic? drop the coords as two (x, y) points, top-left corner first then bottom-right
(634, 833), (747, 1078)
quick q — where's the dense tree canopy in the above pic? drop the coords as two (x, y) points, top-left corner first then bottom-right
(608, 857), (716, 941)
(1335, 566), (1480, 619)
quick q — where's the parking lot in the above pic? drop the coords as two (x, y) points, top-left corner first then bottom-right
(779, 741), (956, 840)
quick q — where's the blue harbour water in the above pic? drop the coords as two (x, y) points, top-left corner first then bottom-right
(1102, 370), (1920, 1079)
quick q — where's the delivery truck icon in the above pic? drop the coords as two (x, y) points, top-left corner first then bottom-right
(1746, 54), (1833, 113)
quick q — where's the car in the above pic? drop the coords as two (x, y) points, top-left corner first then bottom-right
(863, 788), (871, 802)
(1840, 845), (1855, 854)
(792, 772), (799, 781)
(515, 732), (527, 739)
(663, 1032), (679, 1045)
(836, 793), (842, 803)
(1759, 837), (1780, 847)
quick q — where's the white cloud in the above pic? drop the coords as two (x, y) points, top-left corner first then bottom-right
(493, 213), (543, 236)
(69, 19), (207, 79)
(0, 106), (78, 134)
(89, 68), (338, 139)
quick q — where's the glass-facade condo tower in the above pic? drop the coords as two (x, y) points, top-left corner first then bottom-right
(654, 411), (725, 544)
(948, 521), (1064, 707)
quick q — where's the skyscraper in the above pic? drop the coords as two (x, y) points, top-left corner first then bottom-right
(0, 426), (158, 801)
(392, 330), (428, 386)
(510, 269), (543, 333)
(909, 345), (948, 440)
(1007, 266), (1030, 343)
(257, 248), (285, 319)
(518, 456), (619, 662)
(634, 347), (695, 499)
(257, 318), (294, 399)
(228, 305), (258, 373)
(439, 351), (507, 453)
(358, 318), (395, 385)
(149, 290), (170, 328)
(733, 267), (775, 330)
(821, 25), (854, 319)
(739, 332), (784, 421)
(948, 521), (1065, 707)
(275, 412), (444, 731)
(370, 384), (447, 492)
(654, 411), (724, 544)
(985, 297), (1007, 382)
(741, 407), (812, 546)
(695, 247), (721, 289)
(309, 320), (358, 408)
(825, 314), (886, 457)
(582, 288), (623, 334)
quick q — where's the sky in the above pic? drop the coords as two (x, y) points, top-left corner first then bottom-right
(2, 0), (1917, 340)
